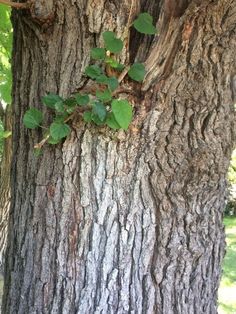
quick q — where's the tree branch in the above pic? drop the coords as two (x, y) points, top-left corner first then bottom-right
(0, 0), (28, 9)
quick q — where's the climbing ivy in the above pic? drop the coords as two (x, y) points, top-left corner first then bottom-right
(23, 12), (158, 148)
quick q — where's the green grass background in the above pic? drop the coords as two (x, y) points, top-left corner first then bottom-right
(218, 217), (236, 313)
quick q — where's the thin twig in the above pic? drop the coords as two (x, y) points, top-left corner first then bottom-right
(34, 134), (50, 149)
(118, 66), (130, 83)
(64, 112), (77, 124)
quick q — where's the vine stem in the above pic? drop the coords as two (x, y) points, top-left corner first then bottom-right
(0, 0), (28, 9)
(118, 66), (130, 83)
(34, 134), (50, 149)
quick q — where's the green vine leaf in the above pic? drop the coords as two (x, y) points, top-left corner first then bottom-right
(106, 112), (120, 130)
(111, 99), (132, 130)
(93, 102), (107, 121)
(91, 113), (104, 125)
(64, 97), (77, 107)
(50, 122), (71, 141)
(95, 74), (108, 84)
(64, 98), (77, 113)
(105, 57), (124, 71)
(91, 48), (106, 60)
(42, 94), (63, 109)
(47, 136), (62, 145)
(55, 101), (65, 113)
(94, 75), (119, 92)
(103, 31), (123, 53)
(75, 93), (90, 105)
(107, 77), (119, 91)
(133, 13), (157, 35)
(128, 63), (146, 82)
(23, 108), (43, 129)
(23, 15), (160, 144)
(96, 89), (112, 102)
(85, 65), (103, 79)
(83, 111), (93, 122)
(53, 113), (69, 123)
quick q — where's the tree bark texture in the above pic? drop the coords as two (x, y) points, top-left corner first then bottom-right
(0, 104), (12, 274)
(2, 0), (236, 313)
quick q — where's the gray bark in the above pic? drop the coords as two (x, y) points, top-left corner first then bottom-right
(2, 0), (236, 313)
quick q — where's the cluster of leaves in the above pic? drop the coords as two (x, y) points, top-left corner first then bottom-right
(23, 13), (157, 146)
(0, 6), (12, 156)
(0, 6), (12, 105)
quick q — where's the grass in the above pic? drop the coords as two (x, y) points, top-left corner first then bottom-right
(218, 216), (236, 313)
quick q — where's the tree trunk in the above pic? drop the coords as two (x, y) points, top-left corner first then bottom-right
(2, 0), (236, 313)
(0, 104), (12, 274)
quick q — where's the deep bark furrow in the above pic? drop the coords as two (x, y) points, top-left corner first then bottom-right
(0, 105), (12, 275)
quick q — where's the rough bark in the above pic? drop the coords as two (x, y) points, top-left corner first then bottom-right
(0, 104), (12, 274)
(2, 0), (236, 313)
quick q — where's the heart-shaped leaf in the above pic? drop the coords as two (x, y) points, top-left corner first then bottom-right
(75, 93), (90, 105)
(47, 136), (62, 145)
(106, 112), (121, 130)
(55, 101), (65, 113)
(103, 31), (123, 53)
(111, 99), (132, 130)
(83, 111), (93, 123)
(64, 97), (77, 107)
(23, 108), (43, 129)
(95, 74), (109, 84)
(85, 65), (103, 79)
(133, 13), (157, 35)
(50, 122), (71, 140)
(96, 89), (112, 103)
(105, 57), (124, 71)
(107, 77), (119, 91)
(93, 102), (107, 121)
(128, 63), (146, 82)
(91, 48), (106, 60)
(53, 113), (69, 123)
(42, 94), (63, 109)
(91, 114), (104, 125)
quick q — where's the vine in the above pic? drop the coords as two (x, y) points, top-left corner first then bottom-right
(22, 13), (158, 149)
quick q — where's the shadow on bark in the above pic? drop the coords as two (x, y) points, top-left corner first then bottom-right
(0, 103), (12, 274)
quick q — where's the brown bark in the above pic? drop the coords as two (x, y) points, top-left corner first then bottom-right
(2, 0), (236, 313)
(0, 104), (12, 274)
